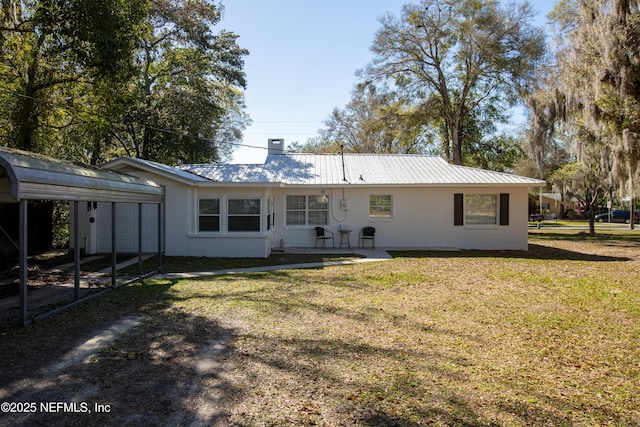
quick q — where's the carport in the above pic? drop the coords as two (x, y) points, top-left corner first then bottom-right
(0, 147), (164, 325)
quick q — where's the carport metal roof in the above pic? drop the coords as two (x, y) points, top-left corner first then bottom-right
(0, 147), (163, 203)
(0, 147), (164, 326)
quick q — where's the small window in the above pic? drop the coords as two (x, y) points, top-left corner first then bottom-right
(369, 195), (392, 218)
(228, 199), (260, 231)
(198, 199), (220, 232)
(465, 194), (497, 225)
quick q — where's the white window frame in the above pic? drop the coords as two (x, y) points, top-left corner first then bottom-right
(198, 198), (220, 232)
(285, 195), (328, 226)
(464, 194), (498, 226)
(227, 198), (261, 232)
(369, 195), (392, 218)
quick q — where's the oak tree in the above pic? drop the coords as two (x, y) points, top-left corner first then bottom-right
(528, 0), (640, 229)
(362, 0), (545, 165)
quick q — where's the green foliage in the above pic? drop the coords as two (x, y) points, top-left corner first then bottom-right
(107, 0), (249, 164)
(549, 157), (613, 233)
(463, 134), (526, 172)
(362, 0), (545, 165)
(37, 0), (148, 79)
(0, 0), (249, 165)
(0, 0), (147, 156)
(304, 84), (434, 155)
(306, 1), (542, 171)
(0, 0), (250, 250)
(531, 0), (640, 211)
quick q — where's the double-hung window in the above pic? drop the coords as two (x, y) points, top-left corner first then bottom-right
(369, 195), (392, 218)
(228, 199), (261, 231)
(286, 195), (328, 226)
(454, 193), (509, 226)
(465, 194), (498, 225)
(198, 199), (220, 232)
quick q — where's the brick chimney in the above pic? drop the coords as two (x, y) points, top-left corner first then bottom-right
(268, 138), (285, 155)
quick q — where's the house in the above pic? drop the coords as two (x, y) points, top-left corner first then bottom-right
(85, 139), (545, 258)
(540, 192), (581, 219)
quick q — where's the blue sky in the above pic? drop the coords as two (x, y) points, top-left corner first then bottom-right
(221, 0), (557, 164)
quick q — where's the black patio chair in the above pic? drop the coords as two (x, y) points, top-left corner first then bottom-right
(358, 226), (376, 249)
(314, 227), (334, 249)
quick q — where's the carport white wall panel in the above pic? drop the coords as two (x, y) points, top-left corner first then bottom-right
(95, 203), (159, 253)
(161, 183), (192, 255)
(118, 171), (191, 257)
(69, 201), (95, 253)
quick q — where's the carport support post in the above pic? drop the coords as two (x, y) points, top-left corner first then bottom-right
(73, 201), (80, 300)
(138, 202), (143, 279)
(111, 202), (117, 288)
(18, 199), (28, 326)
(157, 203), (162, 272)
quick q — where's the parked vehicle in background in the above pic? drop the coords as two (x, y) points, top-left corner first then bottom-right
(529, 213), (544, 222)
(594, 210), (639, 224)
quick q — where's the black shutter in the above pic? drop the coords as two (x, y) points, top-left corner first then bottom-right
(454, 193), (463, 226)
(499, 193), (509, 226)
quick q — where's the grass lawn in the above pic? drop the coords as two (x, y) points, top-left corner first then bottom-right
(0, 230), (638, 426)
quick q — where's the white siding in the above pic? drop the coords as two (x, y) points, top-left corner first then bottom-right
(180, 187), (273, 258)
(272, 186), (530, 251)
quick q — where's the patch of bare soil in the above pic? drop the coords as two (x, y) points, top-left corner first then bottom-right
(0, 252), (120, 322)
(532, 235), (640, 261)
(0, 309), (237, 426)
(0, 251), (76, 297)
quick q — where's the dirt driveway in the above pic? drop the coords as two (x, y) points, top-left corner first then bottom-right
(1, 309), (240, 426)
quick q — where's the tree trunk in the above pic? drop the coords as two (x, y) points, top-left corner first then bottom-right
(15, 56), (40, 151)
(15, 96), (37, 151)
(451, 120), (462, 165)
(629, 174), (635, 230)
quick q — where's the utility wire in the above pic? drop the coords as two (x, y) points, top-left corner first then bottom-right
(0, 88), (321, 152)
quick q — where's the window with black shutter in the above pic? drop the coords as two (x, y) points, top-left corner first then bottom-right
(454, 193), (463, 226)
(499, 193), (509, 226)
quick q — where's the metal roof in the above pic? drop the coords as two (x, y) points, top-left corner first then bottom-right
(179, 153), (546, 187)
(181, 163), (277, 183)
(0, 147), (163, 203)
(102, 157), (211, 184)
